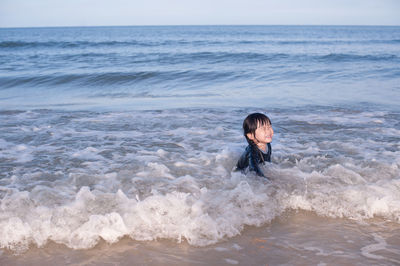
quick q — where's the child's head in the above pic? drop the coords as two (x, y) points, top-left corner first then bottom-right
(243, 113), (273, 146)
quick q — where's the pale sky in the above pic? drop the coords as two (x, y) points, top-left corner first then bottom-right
(1, 0), (399, 28)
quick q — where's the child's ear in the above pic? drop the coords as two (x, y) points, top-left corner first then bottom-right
(246, 133), (255, 141)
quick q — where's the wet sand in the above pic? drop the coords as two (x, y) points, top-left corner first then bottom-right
(2, 211), (399, 265)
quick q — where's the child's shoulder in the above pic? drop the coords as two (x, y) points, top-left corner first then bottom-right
(245, 144), (260, 154)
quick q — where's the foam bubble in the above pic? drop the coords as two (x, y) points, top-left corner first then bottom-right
(72, 147), (102, 160)
(224, 258), (239, 264)
(361, 233), (387, 260)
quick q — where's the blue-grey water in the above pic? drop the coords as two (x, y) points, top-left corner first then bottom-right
(0, 26), (400, 265)
(1, 25), (399, 110)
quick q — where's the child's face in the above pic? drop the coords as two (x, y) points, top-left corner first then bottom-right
(248, 122), (274, 145)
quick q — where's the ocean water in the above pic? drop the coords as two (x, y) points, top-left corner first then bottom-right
(0, 26), (400, 265)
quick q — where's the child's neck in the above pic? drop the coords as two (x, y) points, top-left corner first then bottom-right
(256, 143), (267, 152)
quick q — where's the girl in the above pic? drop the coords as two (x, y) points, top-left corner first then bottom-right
(236, 113), (273, 178)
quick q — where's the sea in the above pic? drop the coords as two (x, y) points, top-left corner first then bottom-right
(0, 25), (399, 265)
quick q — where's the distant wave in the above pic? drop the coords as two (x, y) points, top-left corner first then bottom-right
(0, 70), (236, 89)
(154, 52), (291, 64)
(161, 52), (398, 63)
(0, 40), (224, 49)
(0, 40), (153, 49)
(318, 53), (398, 62)
(2, 39), (400, 49)
(44, 51), (292, 65)
(89, 91), (220, 99)
(42, 51), (398, 67)
(276, 39), (400, 45)
(1, 51), (398, 89)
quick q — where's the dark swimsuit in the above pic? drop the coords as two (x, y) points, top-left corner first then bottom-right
(236, 143), (271, 177)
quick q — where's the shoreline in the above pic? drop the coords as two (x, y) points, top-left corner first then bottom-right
(2, 211), (399, 265)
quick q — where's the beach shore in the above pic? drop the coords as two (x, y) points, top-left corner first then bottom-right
(2, 210), (399, 265)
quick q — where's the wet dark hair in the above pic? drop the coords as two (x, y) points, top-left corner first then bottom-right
(243, 113), (271, 145)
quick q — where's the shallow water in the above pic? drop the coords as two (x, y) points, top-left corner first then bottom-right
(1, 211), (399, 265)
(0, 107), (399, 262)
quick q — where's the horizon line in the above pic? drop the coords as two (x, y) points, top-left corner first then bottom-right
(1, 23), (400, 29)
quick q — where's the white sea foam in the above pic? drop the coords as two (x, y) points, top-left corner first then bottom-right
(224, 258), (239, 264)
(0, 107), (399, 251)
(361, 233), (388, 260)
